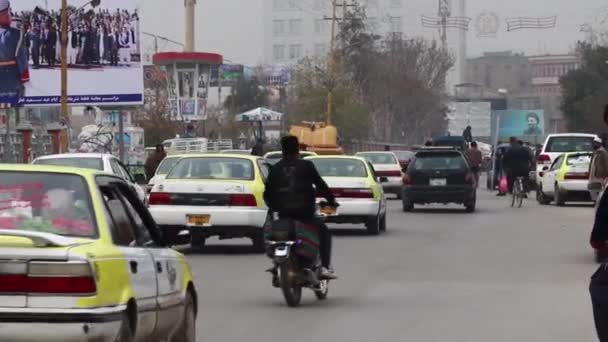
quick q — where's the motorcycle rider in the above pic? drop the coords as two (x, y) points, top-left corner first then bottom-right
(263, 135), (338, 279)
(502, 137), (534, 194)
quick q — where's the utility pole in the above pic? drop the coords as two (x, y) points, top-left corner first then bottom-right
(324, 0), (356, 125)
(184, 0), (196, 52)
(60, 0), (68, 148)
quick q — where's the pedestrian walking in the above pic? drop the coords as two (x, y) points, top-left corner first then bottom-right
(591, 264), (608, 342)
(465, 141), (483, 188)
(144, 144), (167, 180)
(462, 126), (473, 145)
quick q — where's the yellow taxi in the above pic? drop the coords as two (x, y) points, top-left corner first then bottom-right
(0, 165), (197, 342)
(537, 151), (594, 206)
(148, 154), (270, 251)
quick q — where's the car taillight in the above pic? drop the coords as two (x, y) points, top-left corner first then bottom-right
(330, 188), (373, 198)
(565, 172), (589, 180)
(229, 194), (257, 207)
(537, 154), (551, 164)
(0, 261), (96, 295)
(402, 174), (412, 185)
(376, 170), (402, 177)
(465, 173), (474, 184)
(148, 192), (172, 205)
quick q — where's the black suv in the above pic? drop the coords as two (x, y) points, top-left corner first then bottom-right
(402, 148), (476, 212)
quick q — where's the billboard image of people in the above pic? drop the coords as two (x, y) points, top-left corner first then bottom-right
(497, 110), (545, 137)
(3, 0), (143, 107)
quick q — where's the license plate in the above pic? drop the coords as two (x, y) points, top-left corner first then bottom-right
(430, 178), (447, 186)
(320, 207), (338, 216)
(187, 215), (210, 226)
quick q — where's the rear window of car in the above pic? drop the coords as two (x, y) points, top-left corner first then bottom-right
(566, 153), (592, 166)
(545, 137), (594, 153)
(34, 157), (103, 171)
(0, 172), (97, 238)
(167, 157), (255, 180)
(310, 158), (368, 178)
(266, 153), (282, 159)
(412, 153), (467, 171)
(156, 157), (180, 175)
(393, 151), (415, 161)
(357, 153), (397, 165)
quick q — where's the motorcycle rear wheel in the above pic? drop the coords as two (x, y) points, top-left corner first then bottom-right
(279, 262), (302, 307)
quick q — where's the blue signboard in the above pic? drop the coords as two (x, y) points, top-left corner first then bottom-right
(496, 110), (545, 137)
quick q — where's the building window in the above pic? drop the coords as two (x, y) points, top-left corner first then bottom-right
(314, 43), (328, 57)
(389, 16), (402, 33)
(289, 44), (303, 59)
(273, 20), (286, 36)
(315, 19), (328, 34)
(289, 19), (302, 35)
(389, 0), (402, 7)
(273, 45), (285, 61)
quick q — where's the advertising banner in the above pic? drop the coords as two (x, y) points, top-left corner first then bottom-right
(496, 110), (545, 137)
(2, 0), (143, 107)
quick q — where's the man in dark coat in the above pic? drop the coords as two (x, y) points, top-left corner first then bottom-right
(144, 144), (167, 180)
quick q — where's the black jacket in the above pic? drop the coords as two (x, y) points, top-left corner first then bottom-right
(503, 144), (533, 175)
(263, 158), (336, 220)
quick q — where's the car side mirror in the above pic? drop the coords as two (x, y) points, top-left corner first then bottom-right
(379, 176), (389, 183)
(133, 174), (147, 185)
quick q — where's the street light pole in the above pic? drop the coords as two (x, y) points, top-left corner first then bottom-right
(326, 0), (337, 125)
(60, 0), (68, 152)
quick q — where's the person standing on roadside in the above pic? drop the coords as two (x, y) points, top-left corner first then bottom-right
(462, 126), (473, 145)
(144, 144), (166, 180)
(465, 141), (482, 188)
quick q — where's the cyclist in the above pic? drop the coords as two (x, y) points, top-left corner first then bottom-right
(503, 137), (534, 195)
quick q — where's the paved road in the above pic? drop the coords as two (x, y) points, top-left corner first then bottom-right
(183, 189), (600, 342)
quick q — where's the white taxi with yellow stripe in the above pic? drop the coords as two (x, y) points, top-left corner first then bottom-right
(147, 154), (270, 251)
(0, 165), (197, 342)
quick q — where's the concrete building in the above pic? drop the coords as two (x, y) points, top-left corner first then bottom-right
(464, 51), (580, 134)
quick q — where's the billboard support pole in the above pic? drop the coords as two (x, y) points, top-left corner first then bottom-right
(3, 108), (10, 163)
(60, 0), (69, 151)
(118, 110), (125, 163)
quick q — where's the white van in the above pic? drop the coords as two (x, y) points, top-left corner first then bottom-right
(536, 133), (598, 187)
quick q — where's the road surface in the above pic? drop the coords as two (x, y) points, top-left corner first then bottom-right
(183, 189), (600, 342)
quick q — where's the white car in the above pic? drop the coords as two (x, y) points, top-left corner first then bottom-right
(147, 155), (184, 191)
(308, 156), (387, 235)
(33, 153), (146, 202)
(536, 133), (598, 187)
(148, 154), (270, 251)
(355, 151), (404, 199)
(538, 151), (594, 205)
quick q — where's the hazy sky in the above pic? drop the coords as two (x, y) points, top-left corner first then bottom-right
(140, 0), (607, 65)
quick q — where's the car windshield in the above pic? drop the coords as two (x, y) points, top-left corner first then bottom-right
(358, 153), (397, 165)
(545, 137), (594, 153)
(566, 153), (592, 166)
(393, 151), (415, 161)
(310, 159), (368, 178)
(168, 157), (255, 180)
(34, 157), (103, 171)
(412, 153), (467, 171)
(0, 172), (96, 238)
(156, 157), (180, 175)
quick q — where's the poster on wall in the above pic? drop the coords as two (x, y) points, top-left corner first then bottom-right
(1, 0), (143, 106)
(496, 110), (545, 137)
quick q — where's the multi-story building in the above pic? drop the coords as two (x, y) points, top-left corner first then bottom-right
(464, 51), (580, 134)
(262, 0), (431, 64)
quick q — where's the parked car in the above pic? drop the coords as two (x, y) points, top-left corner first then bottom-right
(433, 136), (468, 151)
(536, 133), (598, 189)
(0, 165), (197, 342)
(355, 151), (404, 199)
(392, 150), (416, 171)
(402, 148), (476, 212)
(308, 156), (387, 235)
(33, 153), (146, 202)
(537, 151), (593, 205)
(148, 154), (270, 251)
(264, 151), (318, 165)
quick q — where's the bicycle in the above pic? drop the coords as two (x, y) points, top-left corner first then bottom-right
(511, 176), (526, 208)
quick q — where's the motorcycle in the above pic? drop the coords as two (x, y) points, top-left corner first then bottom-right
(265, 204), (337, 307)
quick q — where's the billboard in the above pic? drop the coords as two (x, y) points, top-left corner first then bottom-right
(496, 110), (545, 137)
(3, 0), (143, 107)
(446, 102), (492, 137)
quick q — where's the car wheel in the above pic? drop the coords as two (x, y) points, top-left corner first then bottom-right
(366, 215), (381, 235)
(252, 234), (266, 253)
(190, 231), (206, 250)
(536, 186), (551, 205)
(114, 312), (134, 342)
(379, 214), (387, 232)
(554, 184), (566, 206)
(171, 292), (196, 342)
(465, 199), (476, 213)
